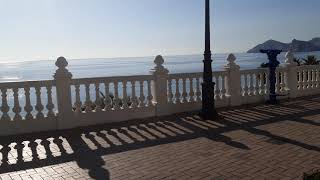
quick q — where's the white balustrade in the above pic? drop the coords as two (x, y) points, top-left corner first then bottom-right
(71, 75), (154, 113)
(275, 67), (287, 94)
(46, 82), (55, 119)
(168, 73), (202, 105)
(240, 69), (268, 97)
(24, 86), (33, 121)
(104, 82), (112, 110)
(0, 80), (57, 135)
(0, 53), (320, 136)
(1, 88), (10, 122)
(146, 80), (153, 106)
(196, 77), (202, 102)
(0, 81), (56, 120)
(167, 71), (228, 104)
(296, 65), (320, 96)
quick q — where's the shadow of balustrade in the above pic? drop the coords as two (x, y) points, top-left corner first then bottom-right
(0, 96), (319, 179)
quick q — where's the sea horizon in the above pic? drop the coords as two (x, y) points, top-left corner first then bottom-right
(0, 51), (320, 83)
(2, 50), (319, 64)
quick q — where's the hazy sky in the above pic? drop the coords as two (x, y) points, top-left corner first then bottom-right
(0, 0), (319, 61)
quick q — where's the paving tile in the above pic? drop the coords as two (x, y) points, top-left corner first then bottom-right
(0, 97), (320, 179)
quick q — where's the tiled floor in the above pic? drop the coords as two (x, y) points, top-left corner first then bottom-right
(0, 96), (320, 180)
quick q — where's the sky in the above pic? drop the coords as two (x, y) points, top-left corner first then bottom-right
(0, 0), (319, 62)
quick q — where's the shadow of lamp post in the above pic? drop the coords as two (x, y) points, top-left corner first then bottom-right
(201, 0), (218, 120)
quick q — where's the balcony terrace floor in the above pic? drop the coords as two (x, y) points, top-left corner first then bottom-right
(0, 96), (320, 180)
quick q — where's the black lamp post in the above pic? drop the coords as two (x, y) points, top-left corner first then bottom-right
(260, 49), (282, 104)
(201, 0), (218, 119)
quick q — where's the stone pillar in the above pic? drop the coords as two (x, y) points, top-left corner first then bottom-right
(283, 50), (298, 98)
(54, 57), (75, 129)
(150, 55), (169, 116)
(224, 54), (242, 106)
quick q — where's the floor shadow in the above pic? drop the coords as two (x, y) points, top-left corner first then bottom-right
(66, 130), (110, 180)
(0, 96), (319, 178)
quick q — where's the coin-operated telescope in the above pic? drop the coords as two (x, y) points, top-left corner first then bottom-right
(260, 49), (282, 104)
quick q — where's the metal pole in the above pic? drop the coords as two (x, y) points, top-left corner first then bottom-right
(201, 0), (218, 119)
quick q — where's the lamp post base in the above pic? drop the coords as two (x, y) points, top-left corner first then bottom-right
(199, 111), (219, 120)
(200, 82), (219, 120)
(267, 94), (279, 105)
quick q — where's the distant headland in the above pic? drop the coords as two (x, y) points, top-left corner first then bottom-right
(247, 38), (320, 53)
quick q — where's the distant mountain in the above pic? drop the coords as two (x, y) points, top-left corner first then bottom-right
(247, 38), (320, 53)
(309, 38), (320, 47)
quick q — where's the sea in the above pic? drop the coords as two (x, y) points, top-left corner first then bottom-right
(1, 51), (320, 83)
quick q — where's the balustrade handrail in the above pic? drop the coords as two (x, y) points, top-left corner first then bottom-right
(168, 72), (202, 79)
(0, 79), (55, 89)
(169, 70), (227, 79)
(240, 68), (268, 74)
(296, 65), (320, 70)
(71, 75), (153, 85)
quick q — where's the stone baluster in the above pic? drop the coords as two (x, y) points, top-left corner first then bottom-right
(94, 83), (102, 111)
(243, 74), (249, 96)
(281, 71), (286, 92)
(316, 69), (319, 88)
(114, 82), (121, 110)
(74, 84), (82, 113)
(311, 69), (316, 88)
(150, 55), (169, 115)
(182, 78), (188, 103)
(312, 69), (316, 89)
(35, 84), (44, 120)
(262, 72), (269, 95)
(309, 69), (313, 89)
(249, 73), (254, 96)
(309, 69), (312, 89)
(257, 72), (263, 95)
(122, 81), (129, 109)
(46, 83), (55, 118)
(12, 88), (22, 121)
(104, 82), (112, 110)
(54, 57), (75, 129)
(168, 79), (174, 104)
(308, 70), (312, 89)
(309, 69), (312, 88)
(298, 70), (303, 90)
(189, 78), (195, 102)
(130, 81), (138, 108)
(220, 75), (226, 99)
(255, 73), (260, 95)
(277, 71), (281, 92)
(175, 79), (181, 104)
(146, 80), (153, 106)
(299, 70), (303, 89)
(278, 71), (283, 92)
(275, 72), (280, 93)
(196, 78), (201, 102)
(84, 84), (92, 112)
(303, 70), (308, 90)
(224, 54), (241, 106)
(214, 76), (220, 100)
(283, 50), (298, 98)
(24, 86), (33, 120)
(138, 81), (145, 107)
(265, 72), (270, 95)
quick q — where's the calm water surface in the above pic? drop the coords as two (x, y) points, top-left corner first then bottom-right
(1, 52), (319, 82)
